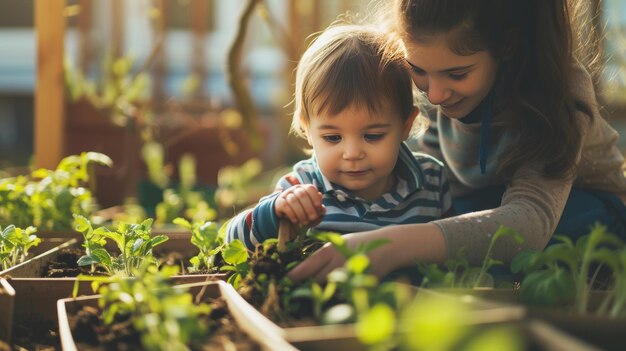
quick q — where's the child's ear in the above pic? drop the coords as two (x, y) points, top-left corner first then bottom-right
(402, 107), (419, 140)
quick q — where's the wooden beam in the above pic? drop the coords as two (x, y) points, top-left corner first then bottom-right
(35, 0), (65, 169)
(78, 0), (93, 72)
(190, 0), (209, 98)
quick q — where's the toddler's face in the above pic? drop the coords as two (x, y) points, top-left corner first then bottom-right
(307, 103), (414, 201)
(403, 34), (499, 119)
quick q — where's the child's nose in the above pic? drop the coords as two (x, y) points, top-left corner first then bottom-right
(342, 142), (365, 160)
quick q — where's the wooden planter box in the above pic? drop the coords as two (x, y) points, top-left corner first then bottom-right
(57, 280), (297, 351)
(0, 236), (77, 276)
(0, 238), (79, 278)
(262, 287), (527, 351)
(0, 278), (15, 344)
(527, 308), (626, 351)
(0, 234), (225, 329)
(436, 287), (625, 350)
(264, 287), (599, 351)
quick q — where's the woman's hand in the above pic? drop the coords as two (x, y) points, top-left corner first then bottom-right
(275, 184), (326, 226)
(287, 223), (447, 283)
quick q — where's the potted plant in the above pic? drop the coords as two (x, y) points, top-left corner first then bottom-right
(57, 265), (296, 350)
(0, 152), (112, 236)
(1, 215), (225, 349)
(218, 223), (569, 350)
(0, 278), (15, 345)
(509, 223), (626, 350)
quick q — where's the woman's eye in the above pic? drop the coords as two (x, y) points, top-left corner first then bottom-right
(449, 72), (468, 81)
(322, 135), (341, 143)
(364, 134), (384, 142)
(411, 67), (426, 75)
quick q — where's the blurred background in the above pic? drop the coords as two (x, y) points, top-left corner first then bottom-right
(0, 0), (625, 222)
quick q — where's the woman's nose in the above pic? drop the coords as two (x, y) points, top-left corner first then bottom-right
(426, 78), (452, 105)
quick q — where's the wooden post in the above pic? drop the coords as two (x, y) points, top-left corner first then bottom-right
(78, 0), (92, 72)
(151, 0), (168, 109)
(111, 0), (124, 58)
(191, 0), (209, 99)
(35, 0), (65, 169)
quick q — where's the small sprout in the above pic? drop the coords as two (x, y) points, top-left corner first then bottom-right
(73, 214), (168, 276)
(0, 224), (40, 270)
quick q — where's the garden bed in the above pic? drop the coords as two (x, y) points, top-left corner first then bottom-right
(57, 280), (296, 351)
(436, 287), (625, 350)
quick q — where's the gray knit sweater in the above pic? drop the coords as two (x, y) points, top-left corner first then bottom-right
(417, 62), (626, 265)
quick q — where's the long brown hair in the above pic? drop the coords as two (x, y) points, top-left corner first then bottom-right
(389, 0), (598, 179)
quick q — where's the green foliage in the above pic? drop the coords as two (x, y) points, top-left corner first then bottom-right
(73, 214), (168, 276)
(65, 53), (150, 128)
(152, 153), (217, 226)
(220, 238), (250, 289)
(173, 218), (225, 272)
(0, 152), (112, 230)
(399, 292), (524, 351)
(0, 224), (40, 270)
(284, 231), (405, 346)
(215, 158), (263, 211)
(97, 264), (212, 351)
(417, 225), (524, 289)
(511, 223), (626, 316)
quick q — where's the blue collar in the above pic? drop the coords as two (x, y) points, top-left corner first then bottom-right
(479, 89), (496, 175)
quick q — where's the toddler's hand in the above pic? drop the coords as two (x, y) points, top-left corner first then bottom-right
(275, 184), (325, 227)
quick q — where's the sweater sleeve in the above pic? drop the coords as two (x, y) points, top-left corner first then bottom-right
(433, 165), (572, 265)
(225, 173), (301, 250)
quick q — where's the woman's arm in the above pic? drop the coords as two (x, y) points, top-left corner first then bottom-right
(435, 166), (574, 266)
(289, 165), (574, 282)
(287, 222), (447, 283)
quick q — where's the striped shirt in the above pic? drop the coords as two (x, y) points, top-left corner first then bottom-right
(226, 142), (452, 250)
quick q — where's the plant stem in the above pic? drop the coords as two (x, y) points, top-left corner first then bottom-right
(473, 235), (497, 288)
(277, 219), (295, 253)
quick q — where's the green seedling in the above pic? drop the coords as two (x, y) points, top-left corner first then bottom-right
(96, 264), (212, 351)
(0, 152), (112, 230)
(219, 238), (250, 289)
(148, 151), (216, 226)
(65, 53), (149, 128)
(417, 225), (524, 288)
(73, 214), (168, 276)
(0, 225), (40, 270)
(173, 217), (225, 273)
(511, 223), (625, 315)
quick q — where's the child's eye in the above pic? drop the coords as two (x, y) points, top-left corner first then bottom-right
(322, 135), (341, 143)
(449, 72), (468, 81)
(364, 134), (384, 142)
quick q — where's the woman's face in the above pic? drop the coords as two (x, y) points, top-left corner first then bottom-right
(403, 34), (499, 119)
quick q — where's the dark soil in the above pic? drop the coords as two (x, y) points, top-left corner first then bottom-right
(11, 320), (60, 351)
(69, 294), (260, 350)
(160, 251), (225, 275)
(19, 249), (221, 351)
(43, 247), (108, 277)
(44, 248), (222, 277)
(236, 240), (330, 326)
